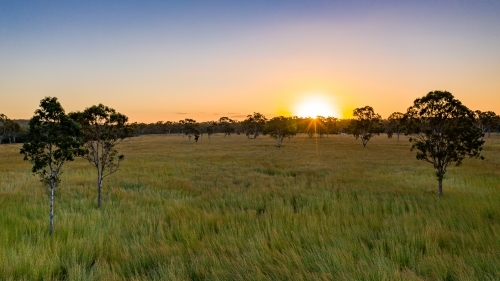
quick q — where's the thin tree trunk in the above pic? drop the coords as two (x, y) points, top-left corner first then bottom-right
(97, 172), (103, 208)
(49, 184), (55, 235)
(438, 178), (443, 196)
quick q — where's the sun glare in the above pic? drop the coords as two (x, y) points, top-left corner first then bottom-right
(293, 95), (340, 118)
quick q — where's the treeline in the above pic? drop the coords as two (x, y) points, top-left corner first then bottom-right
(0, 115), (29, 143)
(128, 111), (500, 140)
(130, 116), (355, 138)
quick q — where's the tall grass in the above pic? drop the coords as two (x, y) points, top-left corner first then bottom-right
(1, 134), (499, 280)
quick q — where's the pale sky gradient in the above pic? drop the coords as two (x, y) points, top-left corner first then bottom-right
(1, 1), (499, 122)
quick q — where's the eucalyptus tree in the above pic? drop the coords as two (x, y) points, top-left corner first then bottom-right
(316, 116), (329, 137)
(387, 112), (405, 141)
(0, 114), (7, 143)
(475, 110), (499, 138)
(20, 97), (83, 234)
(263, 116), (297, 148)
(4, 119), (21, 143)
(242, 112), (267, 139)
(205, 121), (217, 139)
(325, 116), (339, 135)
(404, 91), (484, 195)
(180, 118), (200, 142)
(348, 106), (384, 147)
(218, 117), (235, 136)
(70, 104), (132, 208)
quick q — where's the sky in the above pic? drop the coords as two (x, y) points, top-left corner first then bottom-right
(1, 0), (500, 123)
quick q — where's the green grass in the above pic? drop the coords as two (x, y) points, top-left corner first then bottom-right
(1, 134), (499, 280)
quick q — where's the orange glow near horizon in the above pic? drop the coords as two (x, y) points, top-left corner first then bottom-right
(293, 94), (341, 118)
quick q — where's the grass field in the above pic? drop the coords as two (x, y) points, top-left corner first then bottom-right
(1, 134), (499, 280)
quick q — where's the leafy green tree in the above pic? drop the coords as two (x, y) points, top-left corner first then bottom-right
(475, 110), (499, 138)
(263, 116), (297, 148)
(242, 112), (267, 139)
(20, 97), (83, 234)
(348, 106), (384, 147)
(387, 112), (405, 141)
(404, 91), (484, 195)
(70, 104), (132, 208)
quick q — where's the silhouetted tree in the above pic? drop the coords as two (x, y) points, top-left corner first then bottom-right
(218, 117), (235, 136)
(404, 91), (484, 195)
(475, 110), (499, 138)
(0, 114), (8, 143)
(387, 112), (405, 141)
(348, 106), (384, 147)
(242, 112), (267, 139)
(180, 119), (200, 142)
(263, 116), (297, 148)
(70, 104), (132, 208)
(20, 97), (83, 234)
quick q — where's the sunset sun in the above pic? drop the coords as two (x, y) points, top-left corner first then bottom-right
(293, 95), (340, 118)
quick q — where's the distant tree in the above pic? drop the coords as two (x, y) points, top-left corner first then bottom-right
(20, 97), (83, 234)
(300, 117), (316, 138)
(242, 112), (267, 139)
(404, 91), (484, 195)
(206, 121), (217, 139)
(218, 117), (235, 136)
(0, 114), (8, 143)
(180, 119), (200, 142)
(475, 110), (499, 138)
(387, 112), (405, 141)
(316, 116), (329, 137)
(325, 116), (339, 135)
(348, 106), (384, 147)
(263, 116), (297, 148)
(70, 104), (132, 208)
(164, 121), (174, 134)
(4, 119), (21, 143)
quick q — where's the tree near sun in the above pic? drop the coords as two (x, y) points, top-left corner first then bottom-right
(242, 112), (267, 139)
(404, 91), (484, 196)
(348, 106), (384, 147)
(263, 116), (297, 148)
(70, 104), (132, 208)
(20, 97), (83, 234)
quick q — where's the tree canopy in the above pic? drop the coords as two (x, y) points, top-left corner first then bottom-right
(404, 91), (484, 195)
(348, 106), (384, 147)
(70, 104), (132, 207)
(263, 116), (297, 148)
(20, 97), (83, 234)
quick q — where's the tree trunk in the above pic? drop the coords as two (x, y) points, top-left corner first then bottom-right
(397, 132), (400, 141)
(437, 178), (443, 196)
(97, 173), (103, 208)
(49, 184), (55, 235)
